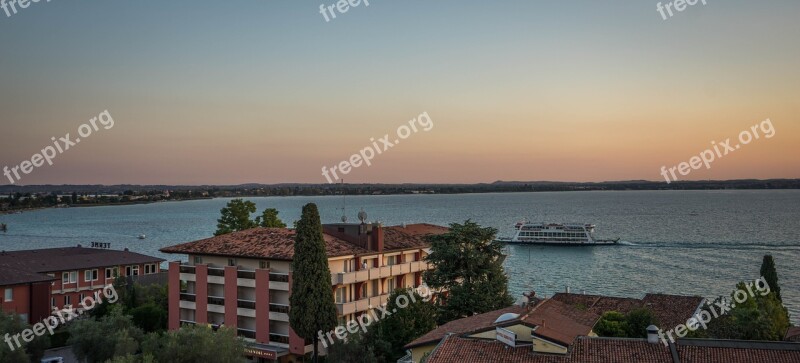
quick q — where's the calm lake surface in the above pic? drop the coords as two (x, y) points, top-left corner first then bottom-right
(2, 190), (798, 323)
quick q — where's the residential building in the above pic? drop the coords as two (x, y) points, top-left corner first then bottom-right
(0, 245), (165, 324)
(160, 222), (448, 362)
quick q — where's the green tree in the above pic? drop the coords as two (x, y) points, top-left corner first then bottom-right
(141, 325), (244, 363)
(214, 199), (257, 236)
(129, 303), (168, 333)
(369, 288), (438, 361)
(68, 307), (143, 363)
(706, 281), (790, 341)
(594, 311), (628, 337)
(760, 255), (782, 301)
(256, 208), (287, 228)
(289, 203), (337, 363)
(326, 332), (379, 363)
(0, 312), (50, 363)
(423, 220), (514, 324)
(624, 308), (659, 338)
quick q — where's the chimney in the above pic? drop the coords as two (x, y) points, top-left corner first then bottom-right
(646, 325), (660, 344)
(373, 223), (384, 252)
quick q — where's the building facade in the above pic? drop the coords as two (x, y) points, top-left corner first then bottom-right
(160, 222), (448, 362)
(0, 245), (165, 324)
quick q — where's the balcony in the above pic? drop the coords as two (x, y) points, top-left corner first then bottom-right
(180, 293), (196, 302)
(369, 294), (390, 308)
(391, 264), (410, 275)
(238, 328), (256, 339)
(208, 296), (225, 306)
(208, 267), (225, 277)
(269, 304), (290, 314)
(378, 266), (391, 278)
(179, 265), (196, 274)
(409, 261), (423, 273)
(269, 273), (289, 282)
(238, 299), (256, 310)
(270, 334), (290, 344)
(336, 301), (356, 316)
(237, 270), (256, 279)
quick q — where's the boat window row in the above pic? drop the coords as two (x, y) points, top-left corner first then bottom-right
(519, 232), (587, 238)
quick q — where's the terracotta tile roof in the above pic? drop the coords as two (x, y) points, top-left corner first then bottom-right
(551, 292), (704, 332)
(383, 223), (450, 251)
(0, 266), (56, 286)
(568, 337), (670, 363)
(786, 327), (800, 342)
(426, 335), (800, 363)
(676, 339), (800, 363)
(0, 247), (164, 274)
(642, 293), (704, 330)
(160, 227), (370, 260)
(426, 335), (567, 363)
(521, 300), (599, 346)
(405, 305), (528, 348)
(406, 299), (598, 349)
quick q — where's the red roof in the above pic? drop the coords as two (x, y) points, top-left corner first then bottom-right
(786, 327), (800, 342)
(160, 224), (448, 260)
(551, 292), (704, 332)
(426, 335), (800, 363)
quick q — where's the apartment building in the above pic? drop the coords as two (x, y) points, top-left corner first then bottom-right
(160, 222), (448, 362)
(0, 245), (165, 324)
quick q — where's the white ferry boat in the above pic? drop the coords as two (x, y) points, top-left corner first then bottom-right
(496, 221), (619, 246)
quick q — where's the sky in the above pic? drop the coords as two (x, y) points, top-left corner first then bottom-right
(0, 0), (798, 185)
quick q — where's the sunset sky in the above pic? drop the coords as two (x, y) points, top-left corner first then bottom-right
(1, 1), (798, 185)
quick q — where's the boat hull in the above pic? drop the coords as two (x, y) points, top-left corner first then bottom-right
(495, 238), (619, 246)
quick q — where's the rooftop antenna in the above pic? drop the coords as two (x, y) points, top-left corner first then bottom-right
(340, 179), (347, 223)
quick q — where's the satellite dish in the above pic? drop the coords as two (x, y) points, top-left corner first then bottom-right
(358, 209), (368, 223)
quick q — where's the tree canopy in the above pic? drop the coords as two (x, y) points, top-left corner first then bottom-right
(423, 220), (514, 324)
(214, 199), (258, 235)
(256, 208), (287, 228)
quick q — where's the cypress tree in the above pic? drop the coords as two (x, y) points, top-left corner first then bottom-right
(289, 203), (337, 363)
(760, 255), (782, 301)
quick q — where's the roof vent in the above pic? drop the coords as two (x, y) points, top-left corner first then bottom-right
(647, 325), (660, 344)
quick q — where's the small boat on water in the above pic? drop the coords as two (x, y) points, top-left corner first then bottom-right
(0, 223), (6, 232)
(496, 221), (619, 246)
(138, 234), (146, 239)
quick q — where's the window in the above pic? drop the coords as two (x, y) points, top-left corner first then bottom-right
(387, 255), (396, 266)
(79, 293), (85, 302)
(259, 261), (269, 269)
(335, 287), (346, 303)
(4, 288), (12, 302)
(106, 267), (119, 279)
(64, 295), (71, 306)
(62, 271), (78, 284)
(126, 265), (140, 276)
(84, 269), (98, 282)
(193, 256), (203, 264)
(144, 264), (157, 274)
(51, 297), (56, 308)
(228, 258), (237, 267)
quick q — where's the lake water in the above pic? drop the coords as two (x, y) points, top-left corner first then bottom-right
(1, 190), (798, 323)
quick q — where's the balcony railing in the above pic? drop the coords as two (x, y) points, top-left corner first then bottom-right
(208, 268), (225, 277)
(237, 270), (256, 279)
(180, 320), (196, 327)
(238, 299), (256, 309)
(208, 296), (225, 306)
(270, 303), (289, 314)
(238, 328), (256, 339)
(179, 265), (196, 274)
(270, 334), (290, 344)
(269, 273), (289, 283)
(180, 293), (196, 302)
